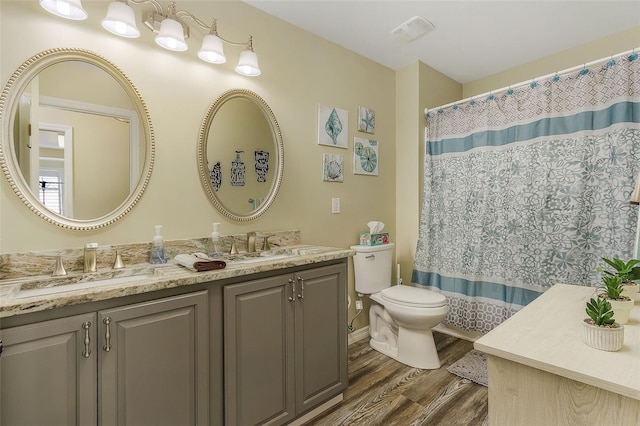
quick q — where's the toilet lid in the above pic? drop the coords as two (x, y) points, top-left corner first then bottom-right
(381, 285), (447, 308)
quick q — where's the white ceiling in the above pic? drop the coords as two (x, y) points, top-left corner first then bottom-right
(243, 0), (640, 83)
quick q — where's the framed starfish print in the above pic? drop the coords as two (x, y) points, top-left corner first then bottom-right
(357, 106), (375, 134)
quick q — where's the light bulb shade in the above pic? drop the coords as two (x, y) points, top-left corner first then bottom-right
(101, 1), (140, 38)
(155, 18), (187, 52)
(235, 49), (261, 77)
(40, 0), (87, 20)
(198, 34), (227, 64)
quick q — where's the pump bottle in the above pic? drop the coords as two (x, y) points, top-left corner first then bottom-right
(150, 225), (167, 264)
(209, 222), (224, 258)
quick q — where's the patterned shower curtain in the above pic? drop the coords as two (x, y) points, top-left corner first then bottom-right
(412, 54), (640, 333)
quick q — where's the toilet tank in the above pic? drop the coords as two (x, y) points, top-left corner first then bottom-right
(351, 243), (394, 294)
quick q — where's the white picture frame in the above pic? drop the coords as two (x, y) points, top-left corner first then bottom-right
(353, 137), (378, 176)
(357, 106), (375, 134)
(322, 153), (344, 182)
(318, 104), (348, 149)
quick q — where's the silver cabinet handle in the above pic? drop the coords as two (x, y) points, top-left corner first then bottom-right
(297, 276), (304, 299)
(288, 278), (295, 302)
(103, 317), (112, 352)
(81, 321), (91, 358)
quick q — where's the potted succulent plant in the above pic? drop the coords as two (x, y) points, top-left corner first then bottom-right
(600, 257), (640, 301)
(583, 297), (624, 351)
(597, 275), (634, 324)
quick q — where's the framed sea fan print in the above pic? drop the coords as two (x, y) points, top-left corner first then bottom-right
(353, 137), (378, 176)
(318, 104), (348, 149)
(322, 153), (344, 182)
(357, 106), (375, 134)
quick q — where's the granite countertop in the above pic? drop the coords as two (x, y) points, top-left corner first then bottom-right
(474, 283), (640, 401)
(0, 245), (354, 319)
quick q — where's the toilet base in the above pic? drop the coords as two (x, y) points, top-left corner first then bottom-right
(370, 326), (441, 370)
(369, 336), (399, 360)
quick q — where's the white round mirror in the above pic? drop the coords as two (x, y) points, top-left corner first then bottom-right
(198, 89), (283, 222)
(0, 48), (154, 230)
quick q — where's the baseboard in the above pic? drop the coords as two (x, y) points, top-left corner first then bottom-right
(348, 326), (369, 345)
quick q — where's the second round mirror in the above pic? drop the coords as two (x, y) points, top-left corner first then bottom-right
(198, 89), (284, 221)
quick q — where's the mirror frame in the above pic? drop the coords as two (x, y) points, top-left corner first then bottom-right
(0, 48), (155, 230)
(198, 89), (284, 222)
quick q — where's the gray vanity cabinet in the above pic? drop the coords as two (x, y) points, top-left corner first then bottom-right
(0, 291), (208, 426)
(0, 312), (98, 426)
(98, 291), (209, 426)
(223, 263), (347, 426)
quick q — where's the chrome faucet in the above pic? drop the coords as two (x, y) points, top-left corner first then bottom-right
(84, 243), (98, 273)
(52, 255), (67, 276)
(247, 232), (256, 252)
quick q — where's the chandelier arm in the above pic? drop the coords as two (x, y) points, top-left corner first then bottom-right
(218, 35), (251, 48)
(127, 0), (163, 15)
(174, 9), (250, 47)
(175, 10), (210, 32)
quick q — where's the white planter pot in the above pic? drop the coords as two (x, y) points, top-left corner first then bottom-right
(608, 297), (634, 324)
(621, 282), (639, 301)
(582, 320), (624, 351)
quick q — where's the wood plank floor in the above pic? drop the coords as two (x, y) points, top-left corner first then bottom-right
(304, 332), (488, 426)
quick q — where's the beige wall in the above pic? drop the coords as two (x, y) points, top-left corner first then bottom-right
(463, 26), (640, 98)
(395, 63), (461, 289)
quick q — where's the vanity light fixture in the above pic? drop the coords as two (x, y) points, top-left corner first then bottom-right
(40, 0), (261, 76)
(101, 0), (140, 38)
(40, 0), (88, 20)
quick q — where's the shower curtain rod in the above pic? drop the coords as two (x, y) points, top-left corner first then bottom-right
(425, 46), (639, 114)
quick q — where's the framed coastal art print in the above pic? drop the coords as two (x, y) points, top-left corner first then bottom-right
(318, 104), (348, 149)
(323, 153), (344, 182)
(357, 106), (375, 134)
(353, 137), (378, 176)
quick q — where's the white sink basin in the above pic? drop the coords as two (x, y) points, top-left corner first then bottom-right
(14, 274), (151, 299)
(230, 253), (295, 264)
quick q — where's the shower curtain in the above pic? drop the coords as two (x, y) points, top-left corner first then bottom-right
(412, 53), (640, 333)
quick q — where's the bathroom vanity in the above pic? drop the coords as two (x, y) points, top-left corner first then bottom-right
(0, 244), (352, 426)
(474, 283), (640, 425)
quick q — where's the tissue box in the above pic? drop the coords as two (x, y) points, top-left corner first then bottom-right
(360, 233), (389, 246)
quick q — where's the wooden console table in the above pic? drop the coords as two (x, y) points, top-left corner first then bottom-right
(475, 284), (640, 425)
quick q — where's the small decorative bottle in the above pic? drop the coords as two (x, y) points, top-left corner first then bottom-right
(230, 150), (246, 187)
(150, 225), (167, 264)
(209, 222), (224, 258)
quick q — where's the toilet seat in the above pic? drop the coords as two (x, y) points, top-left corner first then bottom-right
(381, 285), (447, 308)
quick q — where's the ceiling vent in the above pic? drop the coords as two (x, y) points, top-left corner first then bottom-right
(391, 16), (434, 43)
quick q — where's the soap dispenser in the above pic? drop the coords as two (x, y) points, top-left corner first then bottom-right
(150, 225), (167, 264)
(209, 222), (224, 258)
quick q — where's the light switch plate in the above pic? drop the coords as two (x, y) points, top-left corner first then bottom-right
(331, 198), (340, 214)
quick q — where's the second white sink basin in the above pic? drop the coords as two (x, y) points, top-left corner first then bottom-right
(14, 274), (151, 299)
(229, 253), (294, 265)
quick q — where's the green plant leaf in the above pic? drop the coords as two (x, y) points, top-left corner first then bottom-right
(585, 297), (614, 326)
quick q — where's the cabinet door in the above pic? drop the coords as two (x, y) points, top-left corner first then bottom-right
(295, 263), (348, 413)
(0, 312), (97, 426)
(224, 275), (295, 426)
(99, 291), (208, 426)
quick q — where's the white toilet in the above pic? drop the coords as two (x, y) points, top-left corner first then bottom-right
(351, 243), (448, 369)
